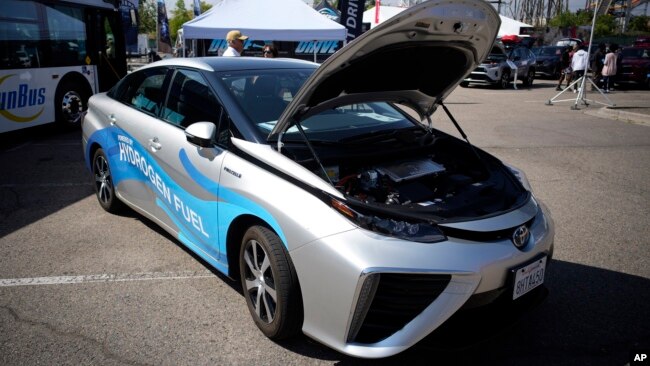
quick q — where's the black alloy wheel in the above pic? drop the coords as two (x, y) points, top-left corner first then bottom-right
(92, 148), (123, 213)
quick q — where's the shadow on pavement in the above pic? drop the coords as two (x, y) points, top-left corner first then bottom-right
(273, 260), (650, 366)
(0, 125), (91, 239)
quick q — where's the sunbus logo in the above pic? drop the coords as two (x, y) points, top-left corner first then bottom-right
(0, 74), (46, 123)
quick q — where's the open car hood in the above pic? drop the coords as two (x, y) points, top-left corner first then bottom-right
(270, 0), (500, 136)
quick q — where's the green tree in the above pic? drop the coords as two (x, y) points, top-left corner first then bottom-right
(168, 0), (212, 42)
(629, 15), (650, 33)
(549, 10), (619, 36)
(548, 10), (592, 28)
(594, 14), (617, 36)
(169, 0), (191, 41)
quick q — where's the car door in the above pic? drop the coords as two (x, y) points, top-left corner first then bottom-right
(111, 66), (228, 262)
(513, 48), (532, 78)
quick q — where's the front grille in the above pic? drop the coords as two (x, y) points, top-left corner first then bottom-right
(351, 273), (451, 344)
(439, 217), (535, 242)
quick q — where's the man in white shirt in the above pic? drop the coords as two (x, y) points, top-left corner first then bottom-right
(223, 30), (248, 57)
(570, 44), (589, 92)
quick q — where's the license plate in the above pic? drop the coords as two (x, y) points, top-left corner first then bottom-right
(512, 256), (546, 300)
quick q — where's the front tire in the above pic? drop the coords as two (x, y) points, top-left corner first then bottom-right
(499, 70), (510, 89)
(92, 148), (123, 213)
(239, 225), (302, 340)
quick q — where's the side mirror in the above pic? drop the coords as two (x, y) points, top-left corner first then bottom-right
(185, 122), (216, 148)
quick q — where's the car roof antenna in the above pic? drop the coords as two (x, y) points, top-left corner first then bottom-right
(439, 102), (487, 170)
(294, 120), (333, 185)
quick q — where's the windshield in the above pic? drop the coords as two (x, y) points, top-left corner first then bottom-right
(272, 102), (415, 142)
(218, 68), (416, 142)
(533, 47), (562, 57)
(218, 68), (313, 125)
(620, 48), (649, 58)
(484, 45), (507, 63)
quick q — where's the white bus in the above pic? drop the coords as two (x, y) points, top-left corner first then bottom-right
(0, 0), (128, 133)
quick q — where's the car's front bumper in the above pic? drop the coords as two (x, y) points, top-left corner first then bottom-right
(289, 200), (554, 358)
(464, 65), (501, 85)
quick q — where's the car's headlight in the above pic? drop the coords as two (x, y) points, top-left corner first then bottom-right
(329, 197), (446, 243)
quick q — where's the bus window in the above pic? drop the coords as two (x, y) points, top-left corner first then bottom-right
(47, 5), (86, 66)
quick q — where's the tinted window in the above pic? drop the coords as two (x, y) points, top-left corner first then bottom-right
(111, 67), (169, 116)
(265, 102), (414, 142)
(164, 69), (221, 127)
(218, 69), (312, 124)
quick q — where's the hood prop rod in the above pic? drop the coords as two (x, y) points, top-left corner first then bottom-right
(294, 120), (333, 185)
(439, 102), (488, 170)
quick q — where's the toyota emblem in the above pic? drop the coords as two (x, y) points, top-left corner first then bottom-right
(512, 225), (530, 249)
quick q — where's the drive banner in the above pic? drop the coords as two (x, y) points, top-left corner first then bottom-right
(339, 0), (364, 43)
(157, 0), (173, 53)
(119, 0), (139, 54)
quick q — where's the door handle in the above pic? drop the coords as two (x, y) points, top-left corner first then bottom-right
(108, 114), (117, 126)
(148, 137), (162, 151)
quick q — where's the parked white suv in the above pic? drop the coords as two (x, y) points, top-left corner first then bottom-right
(461, 43), (537, 88)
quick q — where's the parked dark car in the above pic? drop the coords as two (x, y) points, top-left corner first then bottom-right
(616, 46), (650, 89)
(633, 36), (650, 48)
(556, 38), (583, 48)
(532, 46), (567, 78)
(462, 43), (537, 88)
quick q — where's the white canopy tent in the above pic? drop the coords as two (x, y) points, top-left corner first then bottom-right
(182, 0), (347, 41)
(362, 5), (408, 29)
(497, 15), (533, 37)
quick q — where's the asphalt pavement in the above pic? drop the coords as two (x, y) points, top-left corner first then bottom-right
(0, 79), (648, 366)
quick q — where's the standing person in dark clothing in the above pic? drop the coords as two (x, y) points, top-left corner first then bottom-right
(556, 46), (573, 91)
(591, 43), (606, 90)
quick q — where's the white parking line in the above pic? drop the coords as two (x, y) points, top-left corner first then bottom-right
(0, 270), (215, 287)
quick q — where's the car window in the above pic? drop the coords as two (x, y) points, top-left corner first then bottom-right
(268, 102), (414, 142)
(218, 69), (312, 125)
(111, 67), (169, 117)
(163, 69), (222, 128)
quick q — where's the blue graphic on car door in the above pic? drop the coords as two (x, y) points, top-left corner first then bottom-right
(87, 125), (286, 274)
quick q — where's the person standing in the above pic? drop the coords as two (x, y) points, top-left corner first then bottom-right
(570, 44), (589, 92)
(591, 43), (606, 90)
(601, 44), (618, 93)
(223, 30), (248, 57)
(262, 44), (278, 58)
(556, 46), (573, 91)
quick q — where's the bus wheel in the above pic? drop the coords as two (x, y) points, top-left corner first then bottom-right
(55, 81), (89, 126)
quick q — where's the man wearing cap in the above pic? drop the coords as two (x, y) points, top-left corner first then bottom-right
(223, 30), (248, 57)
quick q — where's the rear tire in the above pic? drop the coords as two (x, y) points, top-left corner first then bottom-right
(239, 225), (302, 340)
(92, 148), (124, 213)
(459, 81), (469, 87)
(522, 69), (535, 87)
(55, 80), (89, 127)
